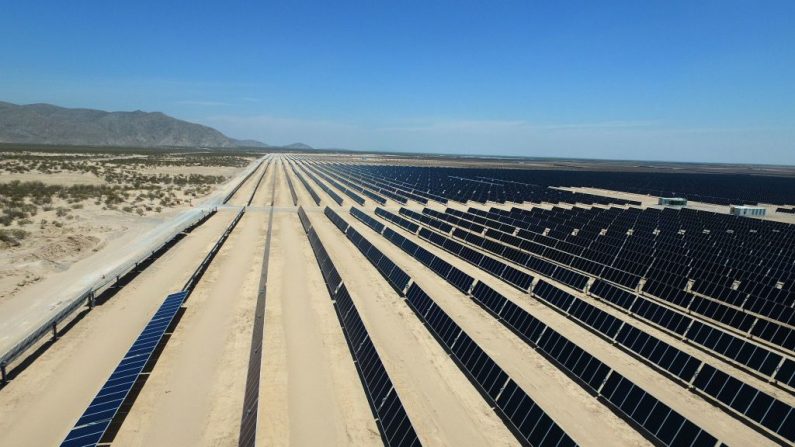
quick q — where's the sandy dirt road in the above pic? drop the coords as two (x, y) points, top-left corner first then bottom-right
(258, 203), (381, 446)
(0, 209), (236, 447)
(227, 158), (269, 207)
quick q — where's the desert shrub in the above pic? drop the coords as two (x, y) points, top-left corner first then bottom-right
(0, 229), (29, 247)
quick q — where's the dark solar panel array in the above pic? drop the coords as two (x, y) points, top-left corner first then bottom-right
(316, 162), (795, 206)
(304, 161), (795, 443)
(403, 206), (795, 395)
(300, 160), (416, 204)
(289, 161), (321, 205)
(301, 164), (343, 205)
(345, 206), (726, 447)
(61, 291), (188, 447)
(303, 163), (366, 205)
(328, 206), (578, 447)
(365, 206), (795, 444)
(316, 163), (429, 205)
(299, 207), (420, 446)
(375, 207), (419, 234)
(536, 281), (795, 443)
(308, 162), (390, 205)
(399, 208), (586, 292)
(282, 161), (298, 206)
(313, 162), (642, 206)
(419, 205), (795, 356)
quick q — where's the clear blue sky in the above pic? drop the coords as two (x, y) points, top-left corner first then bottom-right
(2, 1), (793, 164)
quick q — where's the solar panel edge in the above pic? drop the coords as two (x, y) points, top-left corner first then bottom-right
(305, 210), (421, 446)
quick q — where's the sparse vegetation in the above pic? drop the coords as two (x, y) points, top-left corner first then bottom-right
(0, 229), (29, 247)
(0, 149), (255, 225)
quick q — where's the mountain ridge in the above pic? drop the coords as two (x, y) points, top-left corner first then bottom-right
(0, 101), (312, 150)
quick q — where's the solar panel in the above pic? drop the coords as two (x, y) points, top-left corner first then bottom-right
(61, 291), (188, 447)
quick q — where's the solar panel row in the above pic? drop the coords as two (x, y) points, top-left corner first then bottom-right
(61, 291), (189, 447)
(410, 208), (795, 441)
(223, 159), (265, 204)
(411, 223), (533, 292)
(323, 161), (793, 205)
(420, 206), (794, 393)
(319, 162), (640, 205)
(300, 164), (344, 205)
(318, 163), (425, 204)
(399, 208), (453, 233)
(532, 281), (795, 443)
(375, 207), (420, 234)
(281, 161), (298, 206)
(325, 207), (578, 447)
(359, 209), (730, 447)
(492, 205), (793, 313)
(310, 163), (389, 205)
(245, 159), (271, 207)
(470, 279), (723, 447)
(342, 205), (729, 446)
(590, 280), (795, 391)
(289, 161), (321, 205)
(367, 210), (793, 439)
(303, 163), (366, 205)
(460, 203), (792, 302)
(298, 207), (420, 446)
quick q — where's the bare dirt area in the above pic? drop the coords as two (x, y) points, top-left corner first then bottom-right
(0, 149), (258, 307)
(0, 209), (236, 447)
(259, 209), (380, 446)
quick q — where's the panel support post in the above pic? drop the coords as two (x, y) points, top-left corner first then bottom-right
(52, 322), (58, 340)
(1, 363), (7, 384)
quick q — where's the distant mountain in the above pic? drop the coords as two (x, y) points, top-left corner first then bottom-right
(233, 139), (271, 148)
(283, 142), (314, 150)
(0, 101), (268, 148)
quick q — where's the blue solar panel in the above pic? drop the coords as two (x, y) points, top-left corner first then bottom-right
(61, 291), (188, 447)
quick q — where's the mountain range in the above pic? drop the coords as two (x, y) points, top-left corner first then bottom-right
(0, 101), (312, 149)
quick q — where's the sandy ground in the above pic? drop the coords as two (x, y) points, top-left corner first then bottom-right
(0, 209), (236, 446)
(0, 156), (256, 309)
(139, 165), (242, 177)
(114, 159), (379, 446)
(0, 172), (105, 185)
(258, 205), (381, 445)
(0, 158), (261, 357)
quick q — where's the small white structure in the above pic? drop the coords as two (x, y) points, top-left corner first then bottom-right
(730, 205), (766, 217)
(658, 197), (688, 206)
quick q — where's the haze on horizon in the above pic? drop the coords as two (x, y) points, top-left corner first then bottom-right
(1, 1), (793, 165)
